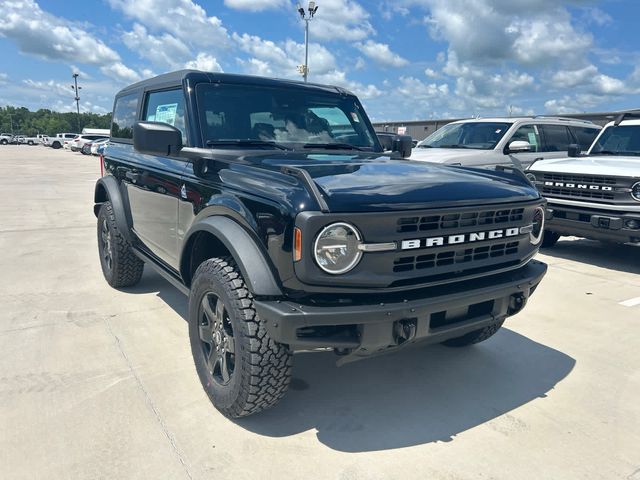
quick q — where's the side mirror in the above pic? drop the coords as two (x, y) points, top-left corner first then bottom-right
(507, 140), (531, 153)
(567, 144), (581, 157)
(133, 121), (183, 156)
(392, 134), (413, 158)
(376, 133), (394, 151)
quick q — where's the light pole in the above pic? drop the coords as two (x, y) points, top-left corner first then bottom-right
(70, 73), (82, 132)
(296, 2), (318, 82)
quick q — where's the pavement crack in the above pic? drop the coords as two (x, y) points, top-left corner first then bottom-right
(104, 317), (194, 480)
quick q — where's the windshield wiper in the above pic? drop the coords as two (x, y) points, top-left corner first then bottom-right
(303, 143), (364, 151)
(206, 139), (290, 150)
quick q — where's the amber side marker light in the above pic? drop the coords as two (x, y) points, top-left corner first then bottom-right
(294, 227), (302, 262)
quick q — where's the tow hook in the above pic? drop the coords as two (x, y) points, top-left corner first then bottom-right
(393, 319), (417, 345)
(508, 293), (527, 315)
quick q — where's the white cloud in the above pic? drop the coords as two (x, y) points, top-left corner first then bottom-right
(185, 53), (223, 72)
(108, 0), (229, 49)
(223, 0), (288, 11)
(303, 0), (375, 42)
(424, 68), (440, 78)
(233, 33), (381, 100)
(0, 0), (120, 65)
(551, 65), (599, 88)
(0, 73), (8, 84)
(99, 63), (142, 83)
(355, 40), (409, 68)
(122, 24), (191, 69)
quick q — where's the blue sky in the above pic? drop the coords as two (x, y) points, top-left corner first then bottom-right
(0, 0), (639, 121)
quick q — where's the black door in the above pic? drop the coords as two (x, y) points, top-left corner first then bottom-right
(122, 88), (190, 269)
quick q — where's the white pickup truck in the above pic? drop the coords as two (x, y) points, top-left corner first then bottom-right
(527, 112), (640, 247)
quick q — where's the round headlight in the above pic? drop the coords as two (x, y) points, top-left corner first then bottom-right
(313, 222), (362, 274)
(525, 172), (536, 184)
(632, 182), (640, 202)
(530, 206), (545, 245)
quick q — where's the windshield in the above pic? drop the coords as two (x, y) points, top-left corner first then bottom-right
(196, 83), (379, 151)
(590, 125), (640, 156)
(418, 122), (512, 150)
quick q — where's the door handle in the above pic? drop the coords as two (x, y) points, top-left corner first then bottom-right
(125, 171), (141, 183)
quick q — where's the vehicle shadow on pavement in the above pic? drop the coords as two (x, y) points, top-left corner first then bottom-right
(237, 329), (575, 452)
(125, 270), (189, 319)
(540, 238), (640, 274)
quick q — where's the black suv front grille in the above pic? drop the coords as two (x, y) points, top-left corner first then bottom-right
(397, 208), (524, 233)
(394, 241), (519, 272)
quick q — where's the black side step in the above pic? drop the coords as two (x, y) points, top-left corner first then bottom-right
(133, 247), (190, 296)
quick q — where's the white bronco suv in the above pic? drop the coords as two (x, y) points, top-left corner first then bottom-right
(410, 116), (601, 169)
(526, 112), (640, 247)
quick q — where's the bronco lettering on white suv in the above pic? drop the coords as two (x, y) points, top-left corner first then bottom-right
(527, 111), (640, 247)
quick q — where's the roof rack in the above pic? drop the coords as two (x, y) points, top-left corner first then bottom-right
(613, 109), (640, 126)
(531, 115), (595, 124)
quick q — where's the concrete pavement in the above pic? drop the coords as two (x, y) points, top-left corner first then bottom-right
(1, 145), (639, 479)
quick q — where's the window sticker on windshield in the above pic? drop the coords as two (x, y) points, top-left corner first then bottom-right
(528, 132), (538, 145)
(495, 129), (502, 134)
(155, 103), (178, 125)
(350, 112), (360, 123)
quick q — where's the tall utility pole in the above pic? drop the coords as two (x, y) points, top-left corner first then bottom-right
(296, 2), (318, 82)
(70, 73), (82, 132)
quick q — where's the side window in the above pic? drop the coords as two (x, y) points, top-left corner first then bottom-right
(144, 89), (187, 143)
(510, 124), (540, 152)
(111, 93), (139, 140)
(570, 127), (599, 149)
(540, 125), (572, 152)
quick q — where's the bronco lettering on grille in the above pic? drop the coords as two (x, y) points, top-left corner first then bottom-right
(543, 181), (613, 191)
(401, 227), (522, 250)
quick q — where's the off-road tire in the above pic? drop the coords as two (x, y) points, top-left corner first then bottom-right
(541, 230), (560, 248)
(189, 257), (292, 418)
(97, 201), (144, 288)
(441, 320), (504, 347)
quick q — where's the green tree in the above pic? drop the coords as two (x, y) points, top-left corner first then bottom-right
(0, 105), (112, 136)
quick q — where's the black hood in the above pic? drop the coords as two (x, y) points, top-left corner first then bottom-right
(250, 153), (540, 212)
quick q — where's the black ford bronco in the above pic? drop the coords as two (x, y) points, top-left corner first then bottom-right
(95, 70), (547, 418)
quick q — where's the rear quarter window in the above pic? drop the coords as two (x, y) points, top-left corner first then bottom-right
(111, 92), (139, 141)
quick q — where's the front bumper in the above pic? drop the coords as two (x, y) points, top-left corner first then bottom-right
(255, 260), (547, 359)
(546, 205), (640, 244)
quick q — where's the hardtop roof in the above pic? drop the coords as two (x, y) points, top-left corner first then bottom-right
(115, 69), (354, 98)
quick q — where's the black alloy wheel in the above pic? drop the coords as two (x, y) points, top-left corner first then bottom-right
(99, 217), (113, 273)
(198, 292), (235, 385)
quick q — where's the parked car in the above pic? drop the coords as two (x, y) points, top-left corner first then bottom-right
(0, 133), (13, 145)
(90, 138), (109, 155)
(94, 70), (547, 418)
(70, 134), (108, 152)
(81, 142), (93, 155)
(18, 135), (41, 145)
(49, 133), (78, 149)
(410, 117), (601, 169)
(527, 111), (640, 247)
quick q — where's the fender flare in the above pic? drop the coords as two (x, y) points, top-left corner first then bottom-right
(94, 175), (132, 242)
(182, 216), (283, 297)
